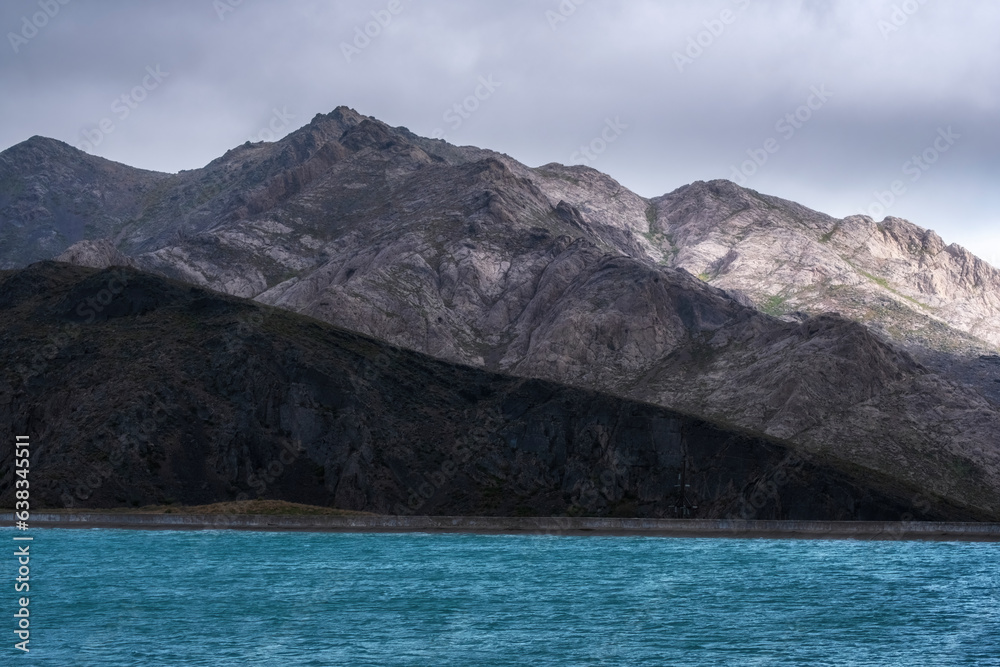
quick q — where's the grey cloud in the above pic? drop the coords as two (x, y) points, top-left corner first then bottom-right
(1, 0), (997, 264)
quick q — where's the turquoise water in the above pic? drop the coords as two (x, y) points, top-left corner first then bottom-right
(4, 528), (998, 665)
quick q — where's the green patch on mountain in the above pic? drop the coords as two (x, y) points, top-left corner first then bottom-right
(535, 168), (580, 187)
(858, 269), (931, 311)
(641, 227), (677, 264)
(760, 294), (789, 317)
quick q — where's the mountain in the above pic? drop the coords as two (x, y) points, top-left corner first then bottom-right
(3, 109), (998, 360)
(1, 107), (999, 518)
(2, 262), (971, 520)
(0, 136), (168, 268)
(652, 180), (1000, 354)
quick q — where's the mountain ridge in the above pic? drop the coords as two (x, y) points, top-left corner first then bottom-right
(6, 261), (980, 520)
(3, 108), (996, 357)
(2, 107), (998, 519)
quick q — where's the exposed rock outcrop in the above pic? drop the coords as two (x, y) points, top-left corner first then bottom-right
(55, 238), (137, 269)
(652, 181), (1000, 352)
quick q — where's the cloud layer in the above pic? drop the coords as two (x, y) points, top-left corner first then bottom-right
(3, 0), (997, 264)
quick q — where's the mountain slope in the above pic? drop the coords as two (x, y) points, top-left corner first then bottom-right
(2, 108), (999, 518)
(3, 262), (972, 520)
(651, 180), (1000, 353)
(0, 136), (169, 268)
(2, 108), (990, 357)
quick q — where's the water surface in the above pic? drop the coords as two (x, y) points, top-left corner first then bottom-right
(5, 528), (998, 665)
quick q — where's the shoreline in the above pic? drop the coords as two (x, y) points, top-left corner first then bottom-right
(5, 512), (1000, 541)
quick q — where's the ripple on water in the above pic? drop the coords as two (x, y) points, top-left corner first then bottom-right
(6, 528), (999, 666)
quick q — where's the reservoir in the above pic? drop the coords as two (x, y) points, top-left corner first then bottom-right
(8, 528), (998, 665)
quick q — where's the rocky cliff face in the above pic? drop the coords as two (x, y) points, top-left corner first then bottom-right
(651, 180), (1000, 354)
(0, 263), (984, 521)
(1, 107), (998, 518)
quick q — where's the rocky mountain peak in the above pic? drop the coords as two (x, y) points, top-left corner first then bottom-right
(294, 106), (367, 144)
(339, 118), (401, 152)
(3, 135), (74, 161)
(646, 178), (1000, 353)
(328, 105), (366, 126)
(878, 216), (947, 255)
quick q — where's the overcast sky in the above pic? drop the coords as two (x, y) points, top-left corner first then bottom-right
(2, 0), (998, 266)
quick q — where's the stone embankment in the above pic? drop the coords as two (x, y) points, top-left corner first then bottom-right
(8, 513), (1000, 542)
